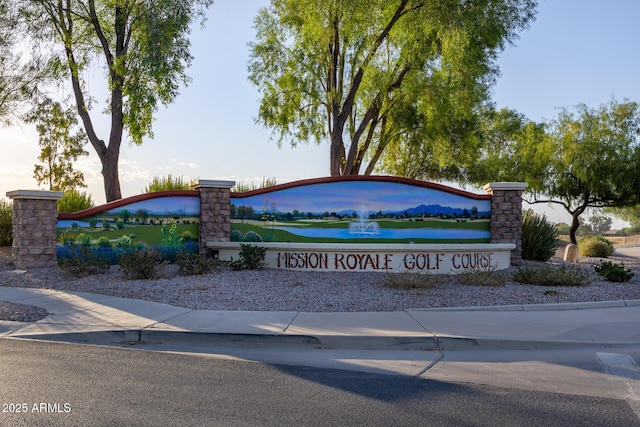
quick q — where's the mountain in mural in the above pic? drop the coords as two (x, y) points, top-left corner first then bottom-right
(334, 204), (490, 218)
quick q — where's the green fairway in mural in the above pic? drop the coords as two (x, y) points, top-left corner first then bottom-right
(230, 177), (491, 244)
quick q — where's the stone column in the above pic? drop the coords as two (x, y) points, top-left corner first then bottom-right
(190, 179), (235, 255)
(6, 190), (64, 269)
(483, 182), (528, 263)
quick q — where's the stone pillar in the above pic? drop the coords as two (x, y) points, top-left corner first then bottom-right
(190, 179), (235, 255)
(483, 182), (528, 263)
(6, 190), (64, 269)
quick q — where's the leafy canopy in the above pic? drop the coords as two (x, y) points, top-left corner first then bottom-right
(249, 0), (537, 177)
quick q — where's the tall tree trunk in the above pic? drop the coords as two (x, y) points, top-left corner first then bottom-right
(330, 134), (345, 176)
(569, 212), (580, 245)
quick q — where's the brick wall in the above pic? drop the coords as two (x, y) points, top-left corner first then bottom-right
(7, 190), (63, 269)
(484, 182), (528, 263)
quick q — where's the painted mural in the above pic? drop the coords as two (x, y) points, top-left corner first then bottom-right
(57, 191), (200, 251)
(230, 177), (491, 244)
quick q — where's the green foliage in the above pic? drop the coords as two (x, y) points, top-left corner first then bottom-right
(230, 230), (243, 242)
(521, 210), (559, 261)
(241, 230), (263, 243)
(595, 261), (635, 282)
(57, 189), (94, 213)
(144, 175), (190, 192)
(96, 236), (112, 248)
(512, 264), (591, 287)
(113, 235), (132, 249)
(118, 250), (161, 280)
(229, 244), (266, 271)
(179, 231), (195, 243)
(579, 236), (614, 258)
(24, 97), (89, 192)
(176, 252), (217, 276)
(249, 0), (536, 177)
(384, 273), (442, 290)
(0, 198), (12, 246)
(74, 233), (91, 247)
(232, 177), (278, 193)
(58, 247), (109, 278)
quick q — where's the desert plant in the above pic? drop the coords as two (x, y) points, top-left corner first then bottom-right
(96, 236), (112, 248)
(118, 249), (162, 279)
(512, 264), (591, 287)
(144, 175), (190, 192)
(595, 261), (635, 282)
(521, 210), (559, 261)
(57, 189), (94, 213)
(579, 236), (615, 258)
(176, 252), (217, 275)
(74, 233), (91, 247)
(0, 199), (13, 246)
(232, 177), (277, 192)
(230, 244), (266, 270)
(384, 273), (442, 289)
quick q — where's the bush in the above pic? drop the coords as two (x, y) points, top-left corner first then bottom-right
(114, 235), (132, 248)
(0, 199), (13, 246)
(242, 230), (263, 242)
(230, 230), (243, 242)
(57, 189), (94, 213)
(512, 264), (591, 287)
(176, 252), (217, 276)
(456, 268), (507, 287)
(75, 233), (91, 247)
(384, 273), (442, 289)
(595, 261), (635, 282)
(144, 175), (190, 192)
(96, 236), (112, 248)
(58, 246), (110, 277)
(579, 236), (614, 258)
(230, 244), (266, 270)
(521, 210), (559, 261)
(118, 250), (161, 279)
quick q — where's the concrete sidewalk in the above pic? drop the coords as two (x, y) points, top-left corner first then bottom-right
(1, 286), (639, 350)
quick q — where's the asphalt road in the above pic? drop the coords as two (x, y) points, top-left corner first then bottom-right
(1, 338), (638, 427)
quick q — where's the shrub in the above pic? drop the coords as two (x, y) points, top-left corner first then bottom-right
(0, 199), (13, 246)
(230, 244), (266, 270)
(114, 235), (132, 248)
(230, 230), (243, 242)
(96, 236), (112, 248)
(118, 250), (161, 279)
(512, 264), (591, 287)
(57, 189), (94, 213)
(595, 261), (635, 282)
(176, 252), (217, 275)
(242, 230), (263, 242)
(75, 233), (91, 247)
(179, 231), (195, 243)
(144, 175), (190, 192)
(579, 236), (614, 258)
(384, 273), (442, 289)
(58, 246), (109, 277)
(521, 210), (559, 261)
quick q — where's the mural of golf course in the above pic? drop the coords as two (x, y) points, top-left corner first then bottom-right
(230, 176), (492, 244)
(57, 190), (201, 252)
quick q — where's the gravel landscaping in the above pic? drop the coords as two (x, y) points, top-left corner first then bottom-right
(1, 245), (639, 322)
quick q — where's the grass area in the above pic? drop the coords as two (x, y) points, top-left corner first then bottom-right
(57, 223), (199, 247)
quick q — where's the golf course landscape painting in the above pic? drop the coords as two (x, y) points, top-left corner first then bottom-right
(57, 191), (200, 248)
(230, 177), (492, 244)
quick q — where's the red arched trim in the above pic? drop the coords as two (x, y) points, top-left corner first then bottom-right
(58, 190), (200, 220)
(231, 175), (491, 200)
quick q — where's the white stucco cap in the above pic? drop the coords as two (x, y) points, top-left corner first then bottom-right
(189, 179), (236, 190)
(6, 190), (64, 200)
(483, 182), (528, 193)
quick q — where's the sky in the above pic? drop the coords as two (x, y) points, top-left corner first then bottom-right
(1, 0), (639, 226)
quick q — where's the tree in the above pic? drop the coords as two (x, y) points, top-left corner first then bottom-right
(24, 98), (89, 191)
(0, 0), (44, 123)
(18, 0), (213, 201)
(586, 212), (612, 235)
(527, 100), (640, 244)
(249, 0), (536, 177)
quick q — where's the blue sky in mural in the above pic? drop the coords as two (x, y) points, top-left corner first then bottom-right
(108, 196), (200, 216)
(232, 181), (490, 214)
